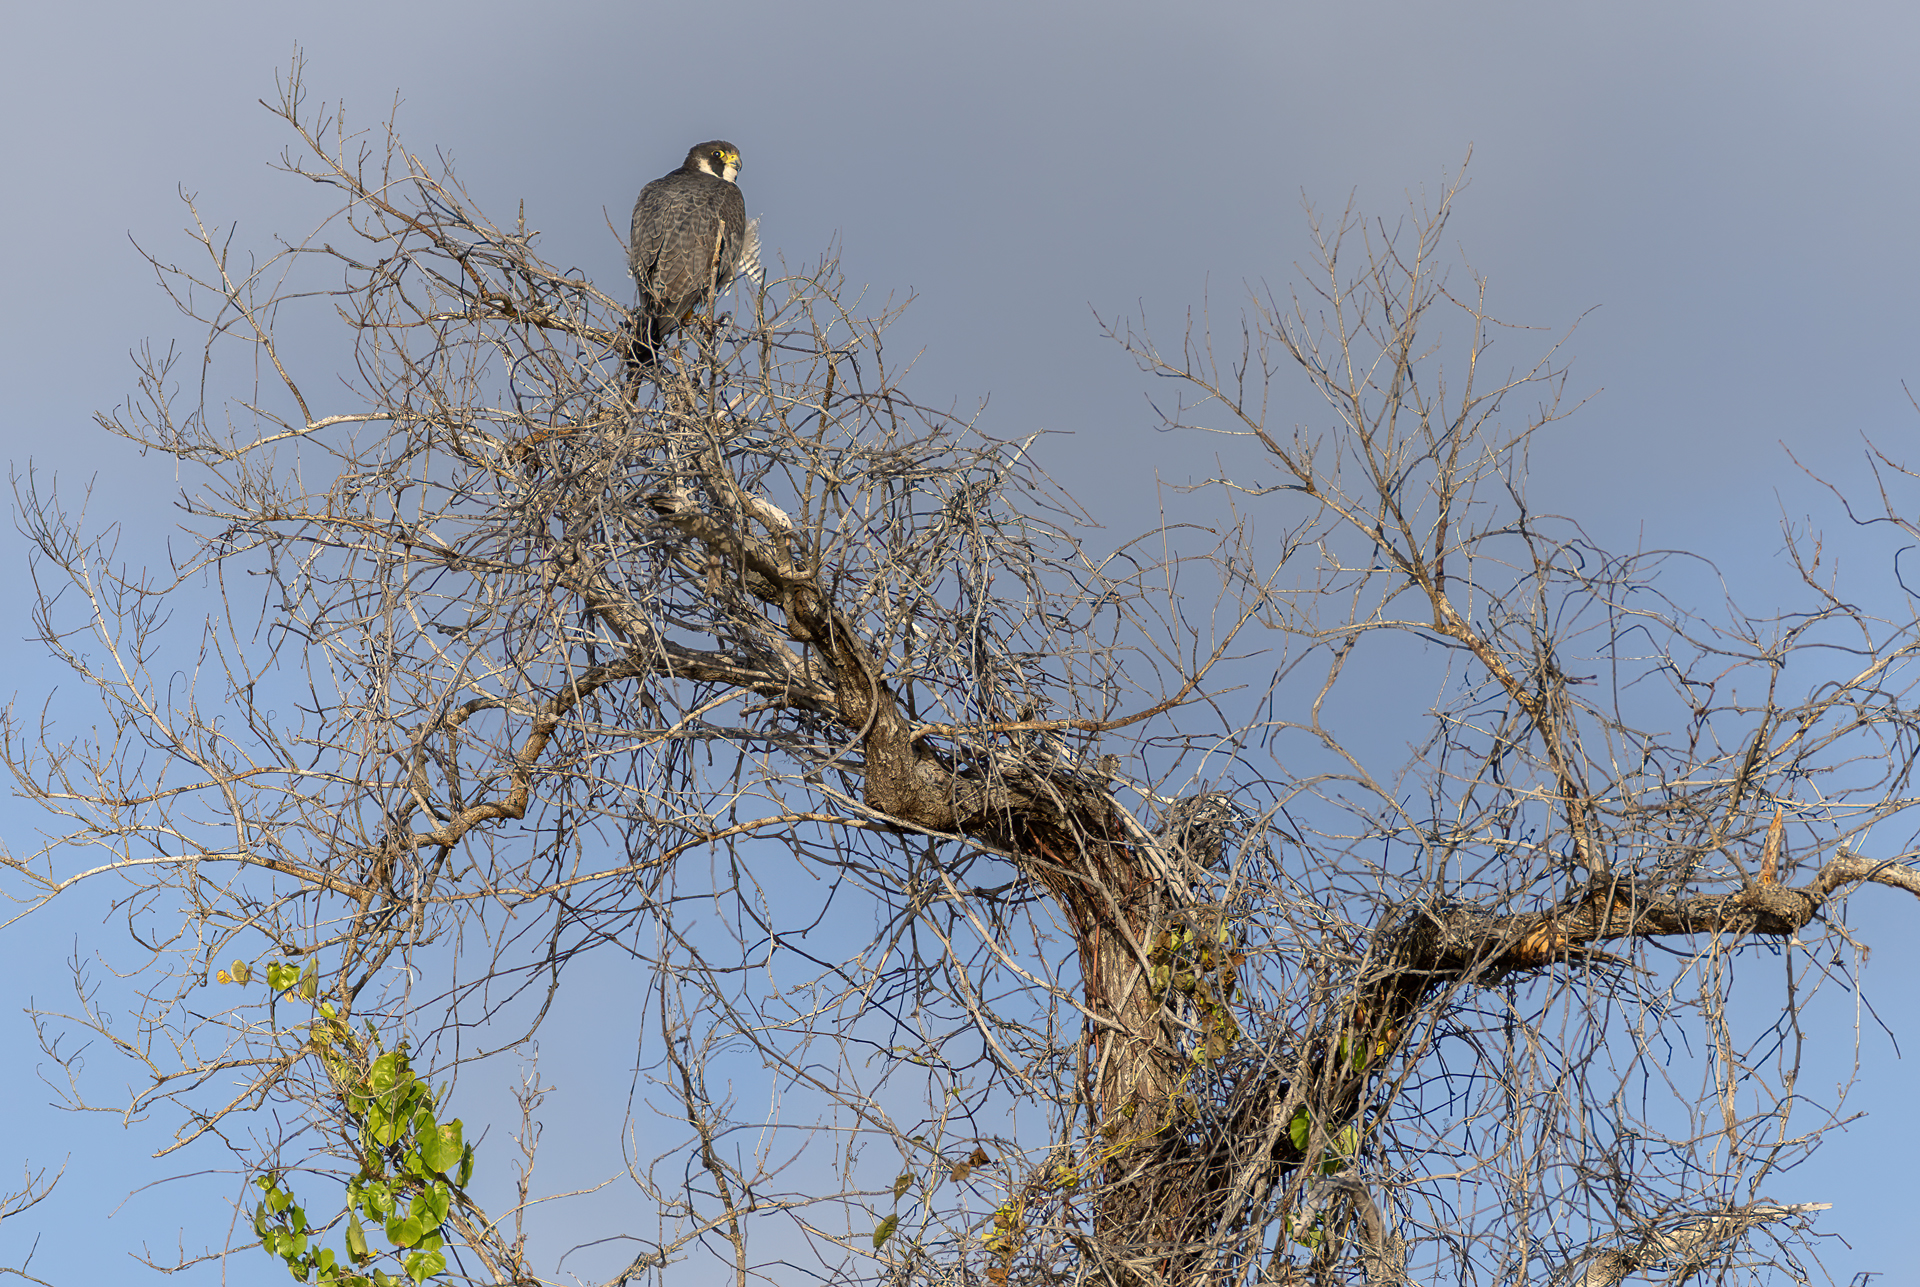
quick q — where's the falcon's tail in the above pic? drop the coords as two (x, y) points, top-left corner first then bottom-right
(623, 309), (673, 381)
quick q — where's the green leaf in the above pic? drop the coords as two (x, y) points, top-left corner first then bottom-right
(388, 1214), (423, 1248)
(298, 960), (320, 1001)
(456, 1143), (475, 1189)
(366, 1101), (405, 1149)
(346, 1212), (370, 1263)
(872, 1214), (899, 1249)
(1283, 1212), (1325, 1250)
(412, 1183), (450, 1230)
(892, 1171), (913, 1201)
(1287, 1106), (1311, 1153)
(360, 1181), (396, 1219)
(315, 1247), (336, 1272)
(266, 961), (300, 992)
(418, 1120), (463, 1175)
(403, 1248), (446, 1283)
(369, 1051), (408, 1095)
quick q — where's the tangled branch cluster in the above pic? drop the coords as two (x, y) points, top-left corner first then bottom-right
(6, 60), (1920, 1287)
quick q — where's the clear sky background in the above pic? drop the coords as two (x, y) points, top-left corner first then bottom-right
(4, 1), (1919, 1282)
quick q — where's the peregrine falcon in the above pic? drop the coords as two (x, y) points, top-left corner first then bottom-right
(627, 140), (757, 369)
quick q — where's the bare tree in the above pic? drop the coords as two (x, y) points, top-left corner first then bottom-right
(7, 62), (1919, 1287)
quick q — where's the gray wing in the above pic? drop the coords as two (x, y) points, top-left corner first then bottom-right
(627, 182), (660, 283)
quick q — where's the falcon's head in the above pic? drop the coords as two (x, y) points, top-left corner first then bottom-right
(684, 141), (742, 184)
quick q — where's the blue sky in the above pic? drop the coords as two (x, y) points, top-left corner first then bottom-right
(4, 1), (1919, 1281)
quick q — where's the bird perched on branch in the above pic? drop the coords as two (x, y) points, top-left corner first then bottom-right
(627, 139), (758, 371)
